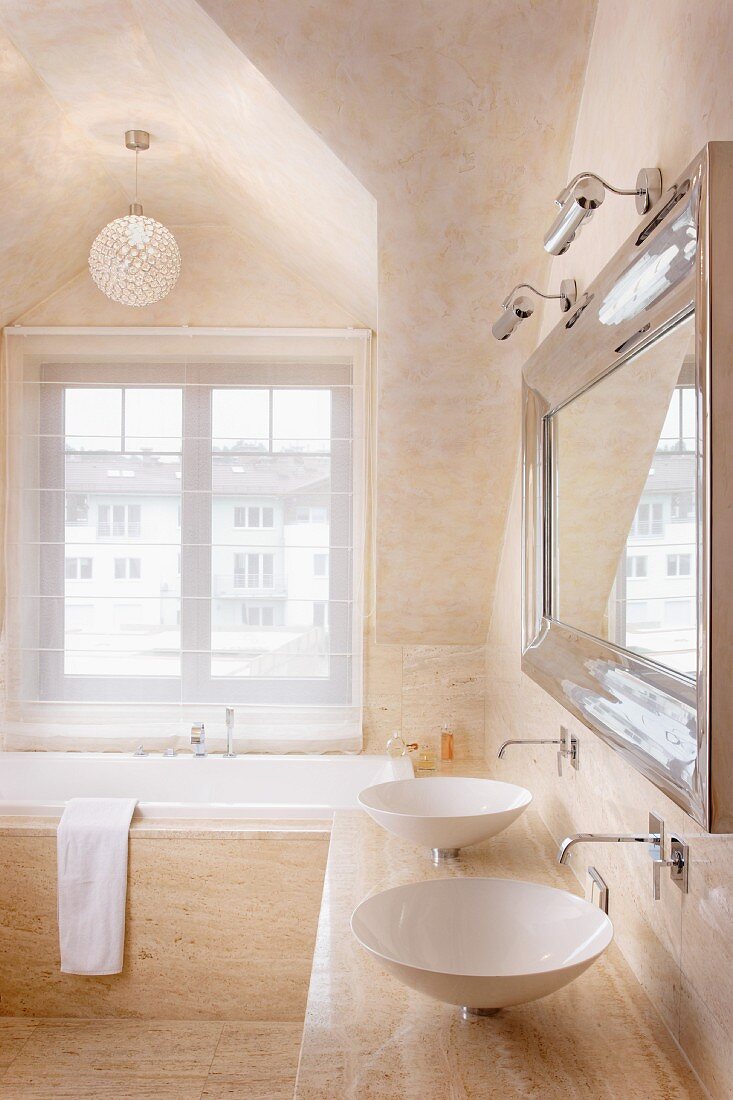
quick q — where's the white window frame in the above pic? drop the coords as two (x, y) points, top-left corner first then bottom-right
(65, 556), (93, 580)
(233, 505), (275, 529)
(667, 552), (692, 577)
(114, 557), (142, 580)
(37, 360), (357, 708)
(626, 554), (648, 579)
(633, 500), (664, 538)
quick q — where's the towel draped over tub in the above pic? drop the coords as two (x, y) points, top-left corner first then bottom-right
(57, 797), (137, 975)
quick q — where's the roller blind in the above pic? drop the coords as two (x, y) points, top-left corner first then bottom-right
(2, 329), (369, 753)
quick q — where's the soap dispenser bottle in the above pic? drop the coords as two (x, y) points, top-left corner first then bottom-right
(441, 722), (454, 762)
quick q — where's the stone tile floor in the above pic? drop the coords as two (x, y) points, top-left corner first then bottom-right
(0, 1018), (302, 1099)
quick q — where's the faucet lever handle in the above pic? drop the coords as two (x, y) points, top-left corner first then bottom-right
(652, 857), (665, 901)
(652, 834), (688, 900)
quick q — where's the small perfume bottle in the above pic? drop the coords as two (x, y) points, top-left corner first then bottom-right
(441, 723), (454, 762)
(386, 730), (407, 758)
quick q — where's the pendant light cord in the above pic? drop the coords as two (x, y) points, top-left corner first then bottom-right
(134, 148), (139, 206)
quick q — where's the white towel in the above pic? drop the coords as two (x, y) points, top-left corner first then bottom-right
(57, 797), (137, 976)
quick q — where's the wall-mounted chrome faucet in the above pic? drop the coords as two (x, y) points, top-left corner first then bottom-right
(191, 722), (206, 757)
(557, 812), (688, 900)
(497, 726), (579, 775)
(224, 707), (236, 758)
(557, 827), (659, 865)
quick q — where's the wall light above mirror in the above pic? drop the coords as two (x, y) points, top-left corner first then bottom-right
(491, 280), (577, 341)
(523, 143), (733, 832)
(544, 167), (663, 255)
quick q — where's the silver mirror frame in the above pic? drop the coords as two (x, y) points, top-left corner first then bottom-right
(522, 143), (733, 832)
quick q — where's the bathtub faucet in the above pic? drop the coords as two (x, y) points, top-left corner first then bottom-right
(191, 722), (206, 757)
(224, 707), (237, 759)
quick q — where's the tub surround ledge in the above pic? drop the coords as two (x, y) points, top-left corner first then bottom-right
(295, 809), (705, 1099)
(0, 817), (332, 840)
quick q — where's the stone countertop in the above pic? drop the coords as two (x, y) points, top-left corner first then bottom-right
(294, 809), (704, 1099)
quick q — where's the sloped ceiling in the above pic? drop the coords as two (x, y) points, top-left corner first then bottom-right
(0, 26), (123, 325)
(0, 0), (595, 643)
(0, 0), (377, 327)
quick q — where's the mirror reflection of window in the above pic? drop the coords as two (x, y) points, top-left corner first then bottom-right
(551, 313), (697, 679)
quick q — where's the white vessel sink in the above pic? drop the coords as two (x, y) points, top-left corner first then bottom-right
(351, 878), (613, 1016)
(358, 776), (532, 862)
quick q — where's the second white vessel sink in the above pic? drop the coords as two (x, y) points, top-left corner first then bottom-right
(351, 877), (613, 1016)
(358, 776), (532, 862)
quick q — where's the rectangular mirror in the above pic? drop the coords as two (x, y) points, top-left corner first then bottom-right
(522, 143), (733, 831)
(551, 312), (697, 677)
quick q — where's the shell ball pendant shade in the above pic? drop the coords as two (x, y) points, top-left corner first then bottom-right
(89, 131), (181, 308)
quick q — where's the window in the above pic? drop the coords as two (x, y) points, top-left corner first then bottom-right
(98, 503), (141, 539)
(6, 329), (366, 753)
(241, 606), (275, 626)
(632, 501), (664, 538)
(293, 505), (328, 524)
(667, 553), (692, 577)
(233, 553), (274, 589)
(65, 494), (89, 526)
(658, 385), (696, 453)
(65, 557), (93, 580)
(313, 602), (327, 627)
(626, 600), (661, 630)
(114, 558), (142, 580)
(626, 555), (647, 579)
(233, 506), (274, 529)
(665, 599), (694, 628)
(671, 492), (695, 522)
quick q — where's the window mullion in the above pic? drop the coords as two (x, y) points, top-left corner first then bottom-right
(181, 382), (212, 703)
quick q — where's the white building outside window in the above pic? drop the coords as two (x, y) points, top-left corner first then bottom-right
(2, 329), (368, 752)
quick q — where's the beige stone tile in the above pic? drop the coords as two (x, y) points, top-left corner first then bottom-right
(364, 637), (403, 700)
(401, 648), (485, 759)
(362, 695), (402, 754)
(202, 1021), (302, 1099)
(0, 1079), (208, 1100)
(0, 835), (327, 1020)
(0, 1020), (221, 1100)
(0, 1019), (40, 1070)
(403, 694), (485, 761)
(295, 811), (704, 1099)
(402, 644), (485, 702)
(673, 832), (733, 1098)
(680, 970), (731, 1100)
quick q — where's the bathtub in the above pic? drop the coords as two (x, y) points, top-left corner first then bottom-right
(0, 751), (414, 820)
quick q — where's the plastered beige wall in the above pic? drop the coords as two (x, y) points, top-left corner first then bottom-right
(197, 0), (596, 644)
(485, 3), (733, 1095)
(17, 226), (360, 328)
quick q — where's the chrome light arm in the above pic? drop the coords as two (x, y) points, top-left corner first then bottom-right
(555, 168), (662, 210)
(501, 281), (576, 313)
(556, 171), (641, 203)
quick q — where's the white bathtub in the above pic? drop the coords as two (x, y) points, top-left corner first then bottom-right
(0, 751), (414, 820)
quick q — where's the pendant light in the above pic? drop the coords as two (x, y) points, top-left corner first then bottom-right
(89, 130), (181, 307)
